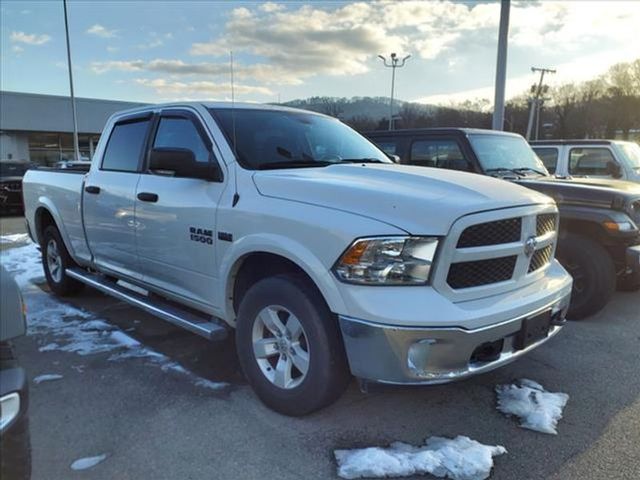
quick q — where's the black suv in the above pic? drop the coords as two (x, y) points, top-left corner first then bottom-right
(367, 128), (640, 319)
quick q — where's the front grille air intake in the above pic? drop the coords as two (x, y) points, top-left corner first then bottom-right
(447, 256), (517, 289)
(457, 218), (522, 248)
(528, 245), (553, 273)
(536, 213), (556, 237)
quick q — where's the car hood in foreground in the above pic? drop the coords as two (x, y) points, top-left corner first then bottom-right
(253, 164), (551, 234)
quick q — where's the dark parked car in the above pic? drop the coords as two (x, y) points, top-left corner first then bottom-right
(0, 162), (30, 214)
(367, 128), (640, 319)
(0, 266), (31, 479)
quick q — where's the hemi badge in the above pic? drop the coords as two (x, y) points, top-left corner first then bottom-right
(218, 232), (233, 242)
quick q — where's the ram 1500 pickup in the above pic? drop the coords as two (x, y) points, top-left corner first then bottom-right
(22, 103), (572, 415)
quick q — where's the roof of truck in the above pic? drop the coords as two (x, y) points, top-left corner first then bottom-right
(529, 139), (616, 146)
(110, 101), (330, 118)
(364, 128), (521, 138)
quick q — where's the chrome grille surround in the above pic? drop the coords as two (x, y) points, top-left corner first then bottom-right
(432, 204), (559, 302)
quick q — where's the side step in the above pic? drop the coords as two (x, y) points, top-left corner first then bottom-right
(66, 268), (228, 341)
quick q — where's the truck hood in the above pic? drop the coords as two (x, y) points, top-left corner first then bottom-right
(516, 176), (640, 209)
(253, 164), (551, 234)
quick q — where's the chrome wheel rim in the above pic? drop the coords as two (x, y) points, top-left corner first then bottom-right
(251, 305), (310, 390)
(46, 238), (63, 283)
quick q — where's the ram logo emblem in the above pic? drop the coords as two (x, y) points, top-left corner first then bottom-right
(524, 236), (538, 257)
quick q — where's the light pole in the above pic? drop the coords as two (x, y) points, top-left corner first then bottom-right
(378, 53), (411, 130)
(63, 0), (80, 162)
(525, 66), (555, 140)
(492, 0), (510, 131)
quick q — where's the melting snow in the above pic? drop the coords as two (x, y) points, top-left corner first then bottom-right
(495, 379), (569, 435)
(70, 454), (108, 470)
(0, 233), (30, 244)
(33, 373), (64, 384)
(1, 239), (228, 391)
(334, 436), (506, 480)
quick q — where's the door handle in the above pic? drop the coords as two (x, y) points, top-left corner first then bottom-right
(85, 185), (100, 194)
(137, 192), (159, 203)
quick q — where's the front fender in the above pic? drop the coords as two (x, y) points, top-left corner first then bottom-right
(219, 233), (347, 325)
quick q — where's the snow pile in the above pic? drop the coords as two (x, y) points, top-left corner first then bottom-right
(70, 454), (108, 470)
(495, 379), (569, 435)
(0, 233), (30, 244)
(1, 240), (228, 391)
(334, 436), (506, 480)
(33, 374), (64, 384)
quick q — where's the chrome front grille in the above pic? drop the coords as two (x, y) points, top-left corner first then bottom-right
(433, 205), (559, 301)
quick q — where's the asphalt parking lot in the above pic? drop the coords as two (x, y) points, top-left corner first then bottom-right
(1, 215), (639, 480)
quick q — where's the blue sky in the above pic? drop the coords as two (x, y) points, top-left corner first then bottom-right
(2, 1), (639, 105)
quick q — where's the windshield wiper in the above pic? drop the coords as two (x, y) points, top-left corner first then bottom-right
(257, 160), (332, 170)
(339, 158), (388, 164)
(485, 167), (524, 177)
(512, 167), (547, 176)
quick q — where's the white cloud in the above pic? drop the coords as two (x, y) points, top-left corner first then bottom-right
(259, 2), (285, 13)
(133, 78), (273, 98)
(86, 24), (117, 38)
(10, 31), (51, 45)
(12, 45), (24, 54)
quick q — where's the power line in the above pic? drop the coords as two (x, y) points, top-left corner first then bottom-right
(526, 66), (556, 140)
(378, 53), (411, 131)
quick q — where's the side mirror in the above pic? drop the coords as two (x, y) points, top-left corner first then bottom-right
(149, 148), (221, 181)
(386, 153), (401, 163)
(606, 160), (622, 179)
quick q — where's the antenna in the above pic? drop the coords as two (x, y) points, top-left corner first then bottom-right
(230, 50), (240, 207)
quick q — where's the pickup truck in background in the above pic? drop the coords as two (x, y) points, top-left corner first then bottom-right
(22, 103), (572, 415)
(367, 128), (640, 319)
(530, 139), (640, 183)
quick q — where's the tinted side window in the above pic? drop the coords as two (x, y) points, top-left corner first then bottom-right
(101, 119), (150, 172)
(153, 117), (211, 163)
(374, 141), (398, 156)
(569, 147), (615, 176)
(533, 147), (558, 174)
(410, 139), (470, 171)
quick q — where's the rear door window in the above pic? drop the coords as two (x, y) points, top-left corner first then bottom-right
(569, 147), (616, 176)
(101, 119), (150, 172)
(409, 139), (471, 171)
(533, 147), (559, 174)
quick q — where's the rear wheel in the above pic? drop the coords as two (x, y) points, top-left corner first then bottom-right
(557, 233), (616, 320)
(41, 225), (83, 296)
(235, 274), (350, 416)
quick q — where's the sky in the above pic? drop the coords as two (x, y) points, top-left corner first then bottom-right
(1, 0), (639, 105)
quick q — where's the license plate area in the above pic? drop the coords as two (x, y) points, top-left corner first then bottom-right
(514, 310), (551, 350)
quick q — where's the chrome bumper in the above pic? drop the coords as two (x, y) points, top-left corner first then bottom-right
(339, 293), (571, 385)
(626, 245), (640, 274)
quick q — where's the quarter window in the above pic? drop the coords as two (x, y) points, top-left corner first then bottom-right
(101, 119), (150, 172)
(410, 139), (470, 171)
(153, 117), (211, 163)
(569, 147), (616, 176)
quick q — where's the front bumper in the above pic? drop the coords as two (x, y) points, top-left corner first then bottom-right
(339, 292), (571, 384)
(626, 245), (640, 274)
(0, 367), (27, 433)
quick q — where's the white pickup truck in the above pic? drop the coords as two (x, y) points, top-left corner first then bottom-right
(23, 103), (572, 415)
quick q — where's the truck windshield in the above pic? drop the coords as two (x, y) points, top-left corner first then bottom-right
(209, 108), (390, 170)
(618, 142), (640, 170)
(468, 134), (549, 176)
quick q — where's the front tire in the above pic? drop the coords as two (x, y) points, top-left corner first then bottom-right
(41, 225), (83, 296)
(557, 233), (616, 320)
(235, 274), (350, 416)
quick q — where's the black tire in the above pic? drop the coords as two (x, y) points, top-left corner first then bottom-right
(235, 274), (350, 416)
(41, 224), (84, 296)
(556, 233), (616, 320)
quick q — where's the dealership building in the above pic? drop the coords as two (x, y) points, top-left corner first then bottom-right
(0, 91), (145, 166)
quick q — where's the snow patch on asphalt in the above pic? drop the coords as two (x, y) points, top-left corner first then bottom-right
(1, 240), (229, 391)
(0, 233), (30, 244)
(495, 379), (569, 435)
(70, 454), (108, 470)
(334, 436), (506, 480)
(33, 373), (64, 384)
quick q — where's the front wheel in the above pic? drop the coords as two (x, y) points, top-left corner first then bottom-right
(235, 274), (350, 416)
(556, 233), (616, 320)
(41, 225), (84, 296)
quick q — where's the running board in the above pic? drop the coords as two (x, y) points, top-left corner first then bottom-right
(66, 268), (228, 341)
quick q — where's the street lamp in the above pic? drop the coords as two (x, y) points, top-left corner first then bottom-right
(378, 53), (411, 130)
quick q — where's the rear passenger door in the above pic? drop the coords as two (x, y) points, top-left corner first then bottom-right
(408, 138), (474, 172)
(134, 109), (226, 310)
(83, 114), (151, 280)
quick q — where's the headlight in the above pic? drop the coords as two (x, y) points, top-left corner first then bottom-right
(333, 236), (439, 285)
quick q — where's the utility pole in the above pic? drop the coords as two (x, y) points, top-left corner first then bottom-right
(63, 0), (81, 162)
(378, 53), (411, 130)
(492, 0), (510, 131)
(525, 66), (555, 140)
